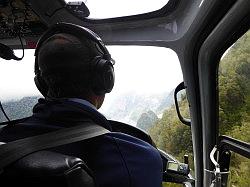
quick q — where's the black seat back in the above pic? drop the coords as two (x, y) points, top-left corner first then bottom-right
(0, 151), (95, 187)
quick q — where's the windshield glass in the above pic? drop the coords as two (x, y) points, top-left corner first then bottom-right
(0, 44), (195, 183)
(0, 49), (40, 101)
(101, 46), (182, 125)
(65, 0), (169, 18)
(0, 46), (182, 123)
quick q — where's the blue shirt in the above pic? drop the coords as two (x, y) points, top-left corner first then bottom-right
(68, 98), (163, 186)
(68, 98), (97, 110)
(0, 98), (163, 187)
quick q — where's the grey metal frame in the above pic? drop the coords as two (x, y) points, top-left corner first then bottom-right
(198, 0), (250, 185)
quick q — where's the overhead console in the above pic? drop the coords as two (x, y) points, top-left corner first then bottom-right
(0, 0), (93, 49)
(0, 0), (47, 48)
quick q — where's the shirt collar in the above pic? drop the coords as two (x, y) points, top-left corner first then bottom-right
(65, 98), (112, 130)
(68, 98), (96, 110)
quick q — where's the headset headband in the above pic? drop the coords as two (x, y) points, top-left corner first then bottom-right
(35, 22), (113, 75)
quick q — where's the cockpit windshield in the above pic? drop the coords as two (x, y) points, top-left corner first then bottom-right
(0, 46), (183, 125)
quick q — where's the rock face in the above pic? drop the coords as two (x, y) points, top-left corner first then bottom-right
(136, 110), (158, 132)
(156, 90), (174, 114)
(101, 91), (174, 125)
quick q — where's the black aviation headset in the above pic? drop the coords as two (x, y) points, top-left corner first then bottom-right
(34, 22), (115, 97)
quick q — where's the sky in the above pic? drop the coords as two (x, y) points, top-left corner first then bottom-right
(0, 0), (183, 103)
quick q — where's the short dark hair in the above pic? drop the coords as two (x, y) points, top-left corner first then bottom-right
(38, 33), (102, 98)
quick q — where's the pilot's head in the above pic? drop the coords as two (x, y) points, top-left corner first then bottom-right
(34, 23), (115, 109)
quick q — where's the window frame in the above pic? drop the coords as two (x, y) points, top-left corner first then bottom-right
(197, 0), (250, 186)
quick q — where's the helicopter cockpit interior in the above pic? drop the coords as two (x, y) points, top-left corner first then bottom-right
(0, 0), (249, 186)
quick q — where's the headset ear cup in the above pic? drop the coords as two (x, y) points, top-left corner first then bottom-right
(103, 64), (115, 93)
(34, 74), (49, 97)
(92, 59), (114, 95)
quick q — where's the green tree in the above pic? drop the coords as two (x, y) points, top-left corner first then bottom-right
(149, 95), (193, 166)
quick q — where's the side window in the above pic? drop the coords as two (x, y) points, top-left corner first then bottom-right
(218, 31), (250, 186)
(0, 49), (41, 122)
